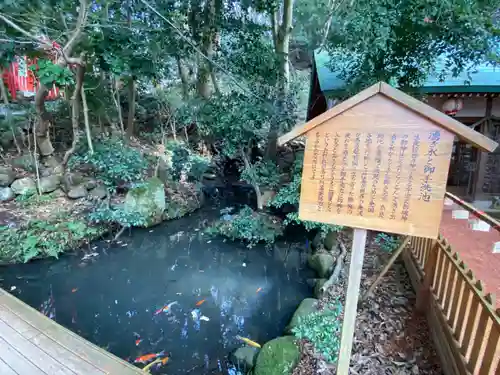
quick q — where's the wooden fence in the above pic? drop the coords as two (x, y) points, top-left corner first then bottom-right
(402, 235), (500, 375)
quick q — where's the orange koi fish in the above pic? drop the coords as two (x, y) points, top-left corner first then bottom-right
(134, 350), (165, 364)
(195, 299), (206, 306)
(135, 339), (142, 346)
(256, 288), (262, 293)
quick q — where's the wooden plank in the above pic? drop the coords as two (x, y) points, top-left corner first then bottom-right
(30, 334), (105, 375)
(456, 286), (473, 344)
(0, 336), (46, 375)
(460, 295), (481, 357)
(0, 319), (75, 375)
(449, 278), (466, 331)
(337, 228), (367, 375)
(0, 291), (141, 374)
(0, 305), (41, 340)
(443, 266), (458, 319)
(379, 82), (498, 152)
(467, 309), (490, 372)
(298, 94), (454, 239)
(0, 358), (19, 375)
(438, 255), (452, 305)
(477, 325), (500, 375)
(416, 241), (438, 312)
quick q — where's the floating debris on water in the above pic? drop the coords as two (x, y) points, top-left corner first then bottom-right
(10, 286), (16, 291)
(200, 315), (210, 322)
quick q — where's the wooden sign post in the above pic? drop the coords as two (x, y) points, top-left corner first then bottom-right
(278, 82), (497, 375)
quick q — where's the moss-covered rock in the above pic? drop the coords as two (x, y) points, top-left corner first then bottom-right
(163, 181), (203, 220)
(11, 177), (36, 196)
(324, 231), (339, 251)
(253, 336), (300, 375)
(285, 298), (318, 334)
(229, 346), (259, 373)
(124, 177), (165, 227)
(308, 253), (334, 278)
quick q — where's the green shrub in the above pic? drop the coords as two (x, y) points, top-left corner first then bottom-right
(240, 159), (281, 190)
(167, 141), (210, 182)
(69, 138), (148, 188)
(0, 219), (104, 263)
(373, 233), (401, 253)
(291, 301), (343, 364)
(88, 205), (148, 228)
(206, 206), (283, 246)
(270, 156), (342, 236)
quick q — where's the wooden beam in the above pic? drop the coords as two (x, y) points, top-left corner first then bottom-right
(337, 228), (367, 375)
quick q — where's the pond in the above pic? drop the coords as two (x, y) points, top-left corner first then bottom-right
(0, 206), (313, 374)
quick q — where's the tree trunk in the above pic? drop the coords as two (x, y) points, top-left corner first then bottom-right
(126, 79), (136, 139)
(265, 0), (294, 161)
(63, 64), (85, 166)
(210, 67), (221, 95)
(241, 148), (263, 211)
(176, 56), (190, 99)
(0, 76), (21, 154)
(81, 84), (93, 154)
(112, 78), (124, 134)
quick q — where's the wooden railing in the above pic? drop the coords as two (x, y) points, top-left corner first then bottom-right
(402, 235), (500, 375)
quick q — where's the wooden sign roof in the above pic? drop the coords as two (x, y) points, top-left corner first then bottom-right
(279, 82), (498, 152)
(279, 82), (499, 238)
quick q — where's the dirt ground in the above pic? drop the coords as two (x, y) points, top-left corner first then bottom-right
(293, 232), (443, 375)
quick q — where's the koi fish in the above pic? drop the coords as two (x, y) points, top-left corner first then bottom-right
(134, 350), (165, 364)
(153, 301), (178, 315)
(256, 288), (262, 293)
(236, 335), (261, 348)
(142, 356), (169, 372)
(135, 339), (142, 346)
(195, 299), (205, 306)
(71, 288), (78, 293)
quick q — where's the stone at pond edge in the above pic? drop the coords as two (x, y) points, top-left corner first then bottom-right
(311, 232), (323, 251)
(324, 231), (339, 251)
(285, 298), (318, 334)
(11, 177), (36, 195)
(124, 177), (166, 227)
(67, 184), (88, 199)
(308, 253), (335, 278)
(314, 279), (327, 298)
(252, 336), (300, 375)
(89, 185), (107, 200)
(39, 175), (61, 193)
(0, 166), (15, 187)
(0, 187), (14, 201)
(229, 346), (259, 373)
(12, 154), (36, 172)
(61, 172), (85, 192)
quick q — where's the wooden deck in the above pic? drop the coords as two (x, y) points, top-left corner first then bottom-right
(0, 288), (142, 375)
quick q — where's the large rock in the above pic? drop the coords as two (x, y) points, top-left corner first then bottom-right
(0, 166), (15, 187)
(11, 177), (36, 195)
(0, 187), (14, 201)
(124, 177), (165, 227)
(67, 184), (87, 199)
(39, 175), (61, 193)
(12, 154), (36, 172)
(285, 298), (318, 334)
(324, 231), (339, 251)
(229, 346), (259, 373)
(61, 172), (85, 192)
(89, 185), (107, 200)
(308, 253), (335, 278)
(253, 336), (300, 375)
(311, 232), (323, 251)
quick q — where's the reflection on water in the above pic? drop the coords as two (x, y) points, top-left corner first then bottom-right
(0, 207), (312, 374)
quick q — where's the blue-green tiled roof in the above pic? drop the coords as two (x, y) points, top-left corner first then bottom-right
(315, 50), (500, 94)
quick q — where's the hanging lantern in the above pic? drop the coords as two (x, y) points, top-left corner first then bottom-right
(442, 98), (464, 116)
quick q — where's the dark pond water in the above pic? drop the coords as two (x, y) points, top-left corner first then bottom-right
(0, 207), (313, 374)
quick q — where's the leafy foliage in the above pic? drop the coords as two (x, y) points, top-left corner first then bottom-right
(240, 159), (281, 189)
(88, 205), (148, 228)
(206, 206), (283, 246)
(69, 138), (148, 188)
(373, 233), (401, 253)
(270, 155), (342, 235)
(292, 302), (343, 364)
(0, 219), (103, 263)
(29, 59), (74, 87)
(167, 141), (211, 182)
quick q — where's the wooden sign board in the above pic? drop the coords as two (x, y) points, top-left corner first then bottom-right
(299, 93), (454, 239)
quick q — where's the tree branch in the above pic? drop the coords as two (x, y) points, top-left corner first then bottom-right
(62, 0), (89, 57)
(0, 13), (51, 48)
